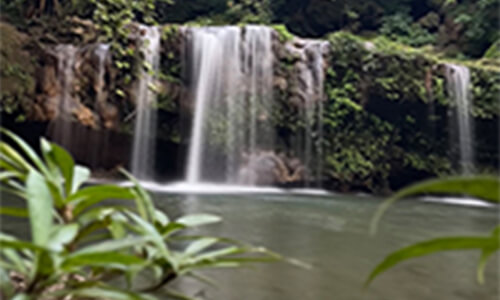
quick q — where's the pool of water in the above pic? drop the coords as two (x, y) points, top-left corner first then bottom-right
(1, 192), (498, 299)
(155, 193), (499, 300)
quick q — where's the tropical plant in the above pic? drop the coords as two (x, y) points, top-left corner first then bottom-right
(379, 12), (436, 48)
(0, 128), (281, 299)
(366, 176), (500, 286)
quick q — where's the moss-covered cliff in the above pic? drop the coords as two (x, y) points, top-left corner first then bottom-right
(1, 21), (499, 192)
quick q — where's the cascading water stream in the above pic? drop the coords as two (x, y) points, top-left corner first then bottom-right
(49, 45), (78, 148)
(185, 26), (274, 185)
(300, 41), (328, 186)
(95, 44), (110, 106)
(131, 26), (161, 180)
(90, 44), (110, 167)
(445, 64), (475, 174)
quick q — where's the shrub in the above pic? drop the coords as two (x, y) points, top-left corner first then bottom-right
(0, 128), (280, 299)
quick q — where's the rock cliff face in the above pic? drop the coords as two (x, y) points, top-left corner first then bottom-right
(1, 21), (499, 192)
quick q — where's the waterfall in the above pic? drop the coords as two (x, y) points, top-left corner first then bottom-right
(56, 45), (78, 116)
(90, 44), (110, 168)
(95, 44), (110, 106)
(311, 42), (328, 186)
(49, 45), (78, 148)
(445, 64), (474, 174)
(298, 40), (328, 186)
(131, 26), (161, 180)
(185, 26), (274, 184)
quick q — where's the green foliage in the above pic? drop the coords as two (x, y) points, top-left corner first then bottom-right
(451, 0), (500, 57)
(0, 128), (281, 299)
(271, 24), (294, 42)
(90, 0), (173, 100)
(470, 67), (500, 119)
(323, 32), (452, 191)
(483, 40), (500, 59)
(367, 176), (500, 286)
(225, 0), (272, 24)
(379, 13), (436, 48)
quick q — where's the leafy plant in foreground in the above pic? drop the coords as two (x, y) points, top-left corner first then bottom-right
(366, 176), (499, 286)
(0, 128), (281, 299)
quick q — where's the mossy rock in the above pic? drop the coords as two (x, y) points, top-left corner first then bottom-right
(0, 22), (36, 116)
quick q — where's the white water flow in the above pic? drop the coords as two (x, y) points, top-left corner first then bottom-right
(50, 45), (78, 147)
(302, 41), (327, 186)
(56, 45), (78, 116)
(131, 26), (161, 180)
(90, 44), (110, 167)
(95, 44), (110, 105)
(445, 64), (474, 174)
(186, 26), (274, 184)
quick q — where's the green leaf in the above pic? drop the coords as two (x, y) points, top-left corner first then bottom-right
(26, 169), (53, 246)
(477, 226), (500, 284)
(154, 210), (169, 227)
(189, 246), (242, 263)
(61, 252), (146, 271)
(126, 212), (177, 271)
(45, 178), (65, 208)
(0, 142), (31, 172)
(2, 246), (29, 274)
(40, 139), (60, 179)
(71, 165), (90, 194)
(365, 236), (499, 286)
(0, 206), (29, 218)
(48, 141), (75, 195)
(66, 286), (157, 300)
(477, 246), (497, 285)
(0, 267), (15, 297)
(69, 185), (136, 216)
(371, 176), (500, 234)
(120, 169), (155, 222)
(33, 250), (55, 278)
(184, 238), (218, 257)
(176, 214), (222, 227)
(73, 236), (150, 255)
(0, 233), (46, 252)
(77, 205), (130, 226)
(48, 224), (79, 252)
(0, 171), (22, 181)
(1, 129), (49, 176)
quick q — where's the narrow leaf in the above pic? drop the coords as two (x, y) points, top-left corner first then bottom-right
(126, 212), (177, 271)
(176, 214), (222, 227)
(73, 236), (150, 255)
(26, 169), (53, 246)
(184, 238), (218, 256)
(61, 252), (146, 271)
(69, 185), (136, 216)
(1, 129), (49, 176)
(67, 286), (157, 300)
(120, 169), (155, 222)
(47, 141), (75, 195)
(365, 236), (499, 286)
(371, 176), (500, 234)
(0, 207), (28, 218)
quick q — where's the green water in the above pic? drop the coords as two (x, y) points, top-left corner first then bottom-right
(154, 193), (498, 300)
(1, 193), (498, 299)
